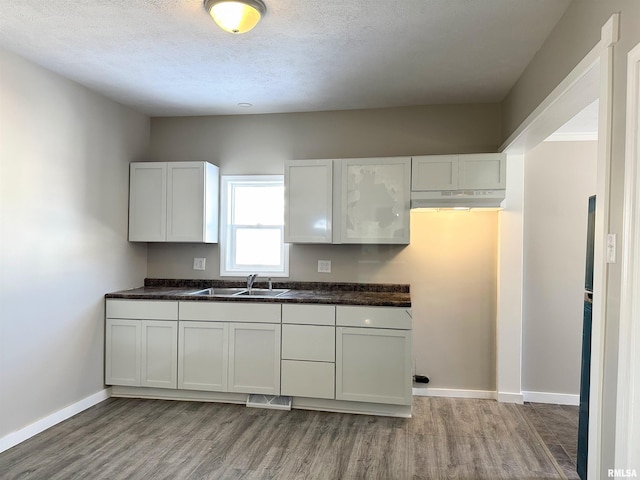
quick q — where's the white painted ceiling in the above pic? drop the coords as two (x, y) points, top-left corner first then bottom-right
(0, 0), (571, 116)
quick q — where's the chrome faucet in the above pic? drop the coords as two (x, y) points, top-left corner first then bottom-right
(247, 273), (258, 292)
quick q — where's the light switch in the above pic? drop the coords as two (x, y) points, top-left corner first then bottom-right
(606, 234), (616, 264)
(193, 257), (206, 270)
(318, 260), (331, 273)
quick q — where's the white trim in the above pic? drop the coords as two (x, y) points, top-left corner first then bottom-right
(544, 131), (598, 142)
(293, 397), (412, 418)
(587, 15), (618, 479)
(412, 387), (497, 400)
(496, 154), (524, 401)
(616, 40), (640, 472)
(522, 391), (580, 406)
(500, 45), (601, 154)
(496, 392), (525, 404)
(0, 388), (111, 453)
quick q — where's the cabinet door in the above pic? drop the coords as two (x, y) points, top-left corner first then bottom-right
(167, 162), (205, 242)
(105, 319), (141, 386)
(228, 323), (281, 395)
(339, 157), (411, 244)
(178, 321), (228, 392)
(141, 320), (178, 389)
(336, 327), (412, 405)
(458, 153), (506, 190)
(281, 360), (335, 399)
(411, 155), (459, 191)
(129, 162), (167, 242)
(284, 160), (333, 243)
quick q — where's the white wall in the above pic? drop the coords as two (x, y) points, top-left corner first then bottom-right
(523, 140), (597, 398)
(147, 108), (501, 392)
(0, 48), (149, 441)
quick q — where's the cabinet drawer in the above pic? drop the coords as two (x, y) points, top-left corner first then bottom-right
(179, 301), (281, 323)
(336, 306), (411, 330)
(282, 325), (335, 362)
(281, 360), (335, 399)
(106, 300), (178, 320)
(282, 304), (335, 325)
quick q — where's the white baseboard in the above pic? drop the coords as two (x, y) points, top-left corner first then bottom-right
(0, 388), (111, 453)
(497, 391), (525, 404)
(413, 387), (497, 400)
(522, 391), (580, 406)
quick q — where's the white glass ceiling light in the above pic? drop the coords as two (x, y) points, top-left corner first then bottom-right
(204, 0), (266, 34)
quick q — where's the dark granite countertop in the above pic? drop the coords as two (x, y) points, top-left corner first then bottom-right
(105, 279), (411, 307)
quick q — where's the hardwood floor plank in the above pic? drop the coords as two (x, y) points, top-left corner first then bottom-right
(0, 397), (567, 480)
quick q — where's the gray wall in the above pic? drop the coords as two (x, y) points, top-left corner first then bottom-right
(501, 0), (640, 474)
(0, 47), (149, 440)
(523, 140), (597, 396)
(148, 105), (501, 392)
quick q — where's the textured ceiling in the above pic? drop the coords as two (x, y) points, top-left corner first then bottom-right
(0, 0), (572, 116)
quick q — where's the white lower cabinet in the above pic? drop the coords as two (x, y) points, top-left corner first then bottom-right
(177, 302), (282, 395)
(106, 319), (141, 386)
(105, 300), (178, 389)
(141, 320), (178, 388)
(228, 323), (281, 395)
(178, 321), (228, 392)
(107, 299), (412, 415)
(336, 322), (412, 406)
(280, 304), (336, 399)
(105, 318), (178, 389)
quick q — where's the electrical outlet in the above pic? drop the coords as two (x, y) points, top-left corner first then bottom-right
(318, 260), (331, 273)
(193, 258), (206, 270)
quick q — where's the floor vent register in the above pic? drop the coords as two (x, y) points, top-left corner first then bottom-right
(246, 394), (292, 411)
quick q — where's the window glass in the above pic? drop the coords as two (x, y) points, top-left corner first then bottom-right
(220, 176), (289, 277)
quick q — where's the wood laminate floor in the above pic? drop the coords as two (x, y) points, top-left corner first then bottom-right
(0, 397), (567, 480)
(523, 403), (580, 480)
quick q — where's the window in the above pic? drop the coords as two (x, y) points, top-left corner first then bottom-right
(220, 175), (289, 277)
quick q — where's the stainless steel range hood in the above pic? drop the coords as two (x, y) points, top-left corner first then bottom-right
(410, 189), (505, 209)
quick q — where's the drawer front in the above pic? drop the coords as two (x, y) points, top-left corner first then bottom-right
(336, 306), (412, 330)
(179, 301), (281, 323)
(282, 325), (335, 362)
(281, 360), (335, 399)
(106, 300), (178, 320)
(282, 304), (335, 325)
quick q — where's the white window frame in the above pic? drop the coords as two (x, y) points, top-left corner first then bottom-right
(219, 175), (289, 277)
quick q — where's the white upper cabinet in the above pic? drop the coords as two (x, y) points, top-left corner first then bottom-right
(337, 157), (411, 244)
(411, 155), (458, 191)
(167, 162), (219, 242)
(458, 153), (506, 190)
(284, 159), (333, 243)
(129, 162), (167, 242)
(411, 153), (505, 191)
(129, 161), (219, 243)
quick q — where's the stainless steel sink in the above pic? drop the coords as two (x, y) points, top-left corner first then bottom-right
(235, 288), (289, 298)
(189, 287), (247, 296)
(188, 287), (289, 298)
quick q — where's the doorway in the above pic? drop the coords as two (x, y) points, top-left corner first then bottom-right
(497, 14), (618, 480)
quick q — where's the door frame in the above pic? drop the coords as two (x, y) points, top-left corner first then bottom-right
(615, 40), (640, 471)
(497, 14), (619, 479)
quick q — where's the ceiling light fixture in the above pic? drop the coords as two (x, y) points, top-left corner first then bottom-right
(204, 0), (266, 34)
